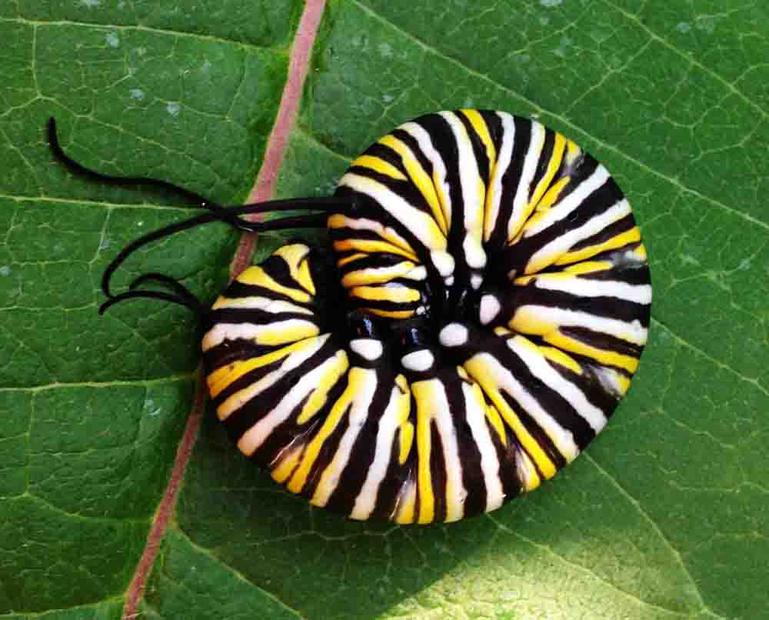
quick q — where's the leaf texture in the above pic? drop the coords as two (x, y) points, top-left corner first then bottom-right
(1, 0), (767, 618)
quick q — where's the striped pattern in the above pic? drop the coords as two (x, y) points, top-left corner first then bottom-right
(203, 110), (651, 523)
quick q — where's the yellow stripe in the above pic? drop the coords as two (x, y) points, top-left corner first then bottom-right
(526, 132), (566, 216)
(368, 308), (415, 319)
(460, 109), (496, 165)
(484, 402), (507, 446)
(333, 238), (418, 262)
(543, 331), (639, 373)
(562, 260), (614, 275)
(351, 154), (407, 180)
(350, 284), (420, 304)
(457, 365), (507, 446)
(615, 373), (631, 395)
(517, 449), (542, 492)
(251, 321), (319, 347)
(554, 228), (641, 266)
(394, 482), (417, 524)
(206, 337), (318, 398)
(271, 446), (302, 484)
(328, 214), (414, 254)
(394, 375), (414, 464)
(274, 244), (315, 295)
(286, 373), (357, 494)
(337, 252), (367, 267)
(456, 363), (507, 444)
(341, 261), (417, 287)
(514, 175), (572, 242)
(464, 357), (557, 479)
(296, 351), (349, 424)
(398, 422), (414, 465)
(411, 380), (436, 524)
(513, 334), (583, 375)
(378, 134), (449, 235)
(565, 139), (581, 164)
(236, 266), (311, 304)
(509, 134), (566, 242)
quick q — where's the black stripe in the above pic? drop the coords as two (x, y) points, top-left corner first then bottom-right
(457, 111), (491, 186)
(488, 116), (532, 249)
(207, 307), (314, 327)
(479, 110), (504, 152)
(489, 424), (523, 502)
(203, 338), (273, 374)
(223, 280), (314, 307)
(511, 282), (650, 325)
(561, 325), (644, 357)
(363, 142), (410, 172)
(530, 127), (556, 200)
(567, 213), (637, 253)
(496, 387), (567, 473)
(444, 370), (487, 518)
(261, 253), (305, 291)
(372, 429), (413, 521)
(578, 257), (650, 286)
(326, 368), (395, 516)
(487, 332), (595, 451)
(428, 418), (448, 522)
(503, 176), (624, 273)
(255, 378), (347, 472)
(346, 166), (438, 221)
(220, 339), (341, 438)
(553, 362), (620, 418)
(389, 127), (435, 183)
(299, 393), (355, 499)
(211, 336), (333, 408)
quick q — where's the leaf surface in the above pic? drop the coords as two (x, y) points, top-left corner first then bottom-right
(1, 0), (767, 618)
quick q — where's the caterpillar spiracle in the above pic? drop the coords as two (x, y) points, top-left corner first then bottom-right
(48, 110), (651, 524)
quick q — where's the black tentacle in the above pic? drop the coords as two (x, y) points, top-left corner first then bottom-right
(46, 117), (353, 318)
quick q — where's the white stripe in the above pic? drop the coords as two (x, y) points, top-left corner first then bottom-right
(460, 381), (505, 511)
(533, 276), (652, 305)
(236, 349), (346, 455)
(202, 318), (318, 351)
(212, 296), (313, 315)
(508, 336), (607, 433)
(344, 263), (426, 284)
(339, 173), (447, 252)
(330, 215), (411, 249)
(216, 334), (330, 420)
(474, 353), (580, 461)
(514, 304), (648, 345)
(525, 199), (631, 273)
(312, 370), (379, 507)
(401, 121), (452, 230)
(440, 111), (486, 270)
(507, 120), (546, 240)
(485, 112), (515, 241)
(430, 381), (467, 522)
(351, 382), (408, 520)
(523, 164), (610, 237)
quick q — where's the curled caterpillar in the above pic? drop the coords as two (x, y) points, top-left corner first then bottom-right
(49, 109), (651, 524)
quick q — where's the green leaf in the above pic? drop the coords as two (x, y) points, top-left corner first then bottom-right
(0, 0), (301, 615)
(2, 0), (767, 618)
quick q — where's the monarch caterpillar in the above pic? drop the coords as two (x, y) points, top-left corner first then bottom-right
(48, 110), (651, 524)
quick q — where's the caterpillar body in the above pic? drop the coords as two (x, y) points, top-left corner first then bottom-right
(48, 109), (651, 524)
